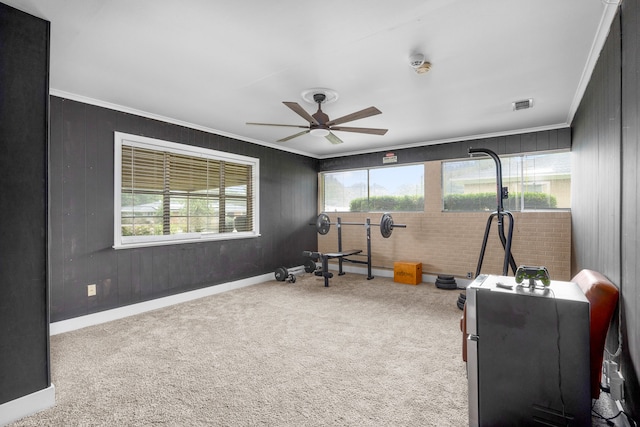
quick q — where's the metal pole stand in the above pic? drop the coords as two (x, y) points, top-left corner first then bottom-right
(469, 148), (517, 277)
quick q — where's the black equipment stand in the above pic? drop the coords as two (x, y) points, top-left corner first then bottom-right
(336, 217), (374, 280)
(306, 212), (407, 286)
(303, 216), (375, 287)
(468, 148), (517, 277)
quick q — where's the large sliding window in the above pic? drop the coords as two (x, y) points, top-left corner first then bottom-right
(114, 132), (259, 248)
(442, 151), (570, 211)
(321, 164), (424, 212)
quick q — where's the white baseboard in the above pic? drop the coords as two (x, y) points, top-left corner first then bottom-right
(50, 273), (273, 335)
(0, 384), (55, 426)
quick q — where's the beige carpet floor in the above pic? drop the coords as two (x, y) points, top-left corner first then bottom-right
(10, 273), (469, 426)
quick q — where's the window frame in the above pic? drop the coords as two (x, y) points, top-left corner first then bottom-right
(113, 132), (260, 249)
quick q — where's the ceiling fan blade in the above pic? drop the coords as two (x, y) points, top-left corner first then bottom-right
(325, 132), (343, 145)
(283, 102), (319, 125)
(246, 122), (309, 129)
(330, 126), (388, 135)
(277, 129), (310, 143)
(327, 106), (382, 126)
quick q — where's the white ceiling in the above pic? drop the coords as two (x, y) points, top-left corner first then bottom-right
(5, 0), (619, 159)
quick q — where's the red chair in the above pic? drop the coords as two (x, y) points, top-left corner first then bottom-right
(571, 269), (619, 399)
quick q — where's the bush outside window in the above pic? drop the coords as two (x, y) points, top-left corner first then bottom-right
(114, 132), (259, 249)
(322, 164), (424, 212)
(442, 151), (570, 211)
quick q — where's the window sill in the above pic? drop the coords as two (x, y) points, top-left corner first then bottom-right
(113, 232), (261, 250)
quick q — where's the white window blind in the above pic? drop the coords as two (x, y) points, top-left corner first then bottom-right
(115, 132), (259, 248)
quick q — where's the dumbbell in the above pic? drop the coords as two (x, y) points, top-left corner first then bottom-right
(274, 259), (317, 283)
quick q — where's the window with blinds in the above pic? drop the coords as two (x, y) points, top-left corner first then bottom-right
(114, 132), (259, 248)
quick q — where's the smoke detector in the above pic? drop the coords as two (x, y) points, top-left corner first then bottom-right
(409, 53), (425, 68)
(409, 53), (432, 74)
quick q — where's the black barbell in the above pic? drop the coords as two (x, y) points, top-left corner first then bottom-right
(314, 212), (406, 238)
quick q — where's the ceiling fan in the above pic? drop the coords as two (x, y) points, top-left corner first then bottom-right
(246, 93), (388, 144)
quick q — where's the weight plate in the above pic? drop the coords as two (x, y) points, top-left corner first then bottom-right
(316, 213), (331, 235)
(380, 213), (394, 238)
(274, 266), (288, 281)
(436, 281), (457, 290)
(304, 258), (316, 273)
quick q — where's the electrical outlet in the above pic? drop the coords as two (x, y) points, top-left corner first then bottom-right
(467, 272), (473, 279)
(87, 284), (97, 297)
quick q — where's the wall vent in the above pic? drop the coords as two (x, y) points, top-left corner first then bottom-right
(513, 99), (533, 111)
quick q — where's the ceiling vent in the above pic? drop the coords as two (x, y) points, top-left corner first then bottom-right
(513, 99), (533, 111)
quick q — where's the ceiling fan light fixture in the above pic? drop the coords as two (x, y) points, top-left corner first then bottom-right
(246, 92), (387, 144)
(309, 128), (330, 137)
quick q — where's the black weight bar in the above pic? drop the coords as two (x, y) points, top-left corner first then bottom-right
(314, 212), (407, 238)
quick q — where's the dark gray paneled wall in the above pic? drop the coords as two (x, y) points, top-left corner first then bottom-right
(572, 5), (639, 417)
(0, 4), (50, 404)
(49, 96), (318, 322)
(319, 129), (570, 171)
(620, 0), (640, 415)
(571, 13), (622, 282)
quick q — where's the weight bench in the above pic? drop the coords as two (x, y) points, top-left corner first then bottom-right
(303, 250), (363, 287)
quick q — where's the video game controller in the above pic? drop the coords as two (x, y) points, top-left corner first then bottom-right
(515, 265), (551, 287)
